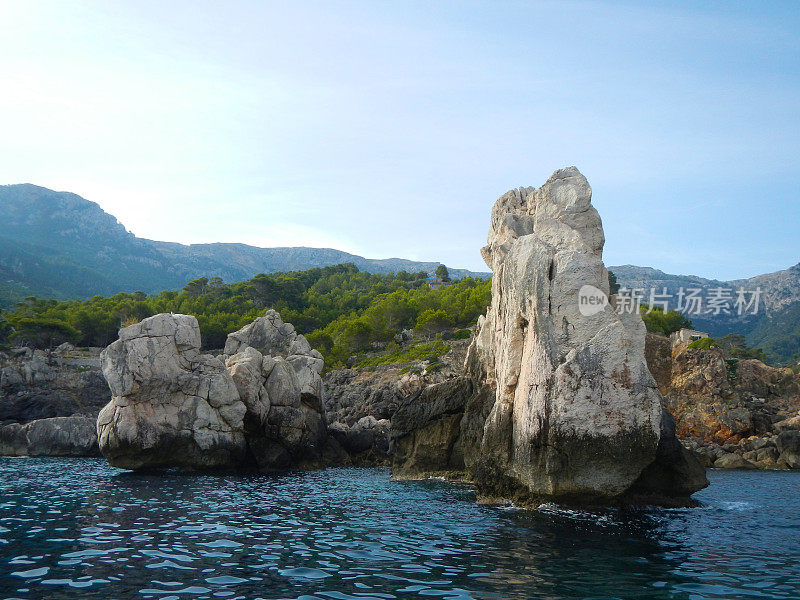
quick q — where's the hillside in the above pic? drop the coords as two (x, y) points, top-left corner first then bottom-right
(0, 184), (489, 306)
(1, 183), (797, 366)
(611, 264), (800, 366)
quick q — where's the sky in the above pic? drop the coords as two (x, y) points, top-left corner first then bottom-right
(0, 0), (797, 280)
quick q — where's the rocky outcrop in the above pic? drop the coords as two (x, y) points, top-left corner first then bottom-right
(392, 167), (707, 506)
(645, 332), (800, 470)
(0, 346), (107, 457)
(327, 416), (391, 464)
(223, 310), (328, 469)
(0, 416), (99, 456)
(391, 377), (476, 478)
(0, 346), (109, 425)
(96, 310), (332, 471)
(97, 314), (247, 470)
(323, 338), (473, 463)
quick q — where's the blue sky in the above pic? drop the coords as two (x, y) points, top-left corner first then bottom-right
(0, 1), (797, 280)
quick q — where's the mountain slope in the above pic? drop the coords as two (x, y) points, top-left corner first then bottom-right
(0, 184), (489, 306)
(611, 264), (800, 365)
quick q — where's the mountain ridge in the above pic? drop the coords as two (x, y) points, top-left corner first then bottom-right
(1, 183), (797, 365)
(0, 184), (490, 306)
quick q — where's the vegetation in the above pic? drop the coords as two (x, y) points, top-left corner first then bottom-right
(357, 337), (451, 368)
(746, 300), (800, 368)
(688, 337), (720, 350)
(640, 305), (694, 336)
(435, 264), (451, 282)
(607, 270), (620, 295)
(0, 263), (491, 368)
(715, 334), (767, 361)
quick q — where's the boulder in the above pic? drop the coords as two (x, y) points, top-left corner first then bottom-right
(714, 453), (757, 470)
(0, 423), (27, 455)
(25, 416), (100, 456)
(224, 310), (327, 469)
(327, 417), (391, 463)
(97, 314), (247, 470)
(0, 416), (99, 456)
(776, 431), (800, 469)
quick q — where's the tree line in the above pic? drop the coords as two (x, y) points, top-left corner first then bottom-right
(0, 263), (491, 368)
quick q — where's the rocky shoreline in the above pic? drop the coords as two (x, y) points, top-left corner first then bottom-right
(0, 169), (798, 509)
(6, 333), (796, 472)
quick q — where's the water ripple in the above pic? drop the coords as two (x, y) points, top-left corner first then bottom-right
(0, 459), (799, 599)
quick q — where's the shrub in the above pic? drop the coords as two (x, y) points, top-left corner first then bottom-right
(688, 337), (719, 350)
(640, 305), (693, 336)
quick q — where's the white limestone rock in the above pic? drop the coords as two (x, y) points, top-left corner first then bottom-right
(97, 313), (247, 470)
(224, 310), (327, 468)
(465, 167), (706, 502)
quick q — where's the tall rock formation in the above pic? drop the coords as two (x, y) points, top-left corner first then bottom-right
(392, 167), (707, 505)
(97, 314), (247, 470)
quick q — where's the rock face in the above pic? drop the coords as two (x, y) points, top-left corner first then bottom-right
(0, 346), (107, 457)
(391, 377), (476, 478)
(0, 416), (100, 457)
(393, 167), (707, 505)
(0, 346), (110, 425)
(645, 332), (800, 470)
(223, 310), (327, 469)
(97, 314), (247, 470)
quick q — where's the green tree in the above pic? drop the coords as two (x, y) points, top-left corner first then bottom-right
(640, 305), (693, 336)
(716, 334), (767, 361)
(183, 277), (209, 297)
(435, 264), (451, 282)
(416, 309), (453, 338)
(9, 318), (80, 348)
(608, 270), (620, 295)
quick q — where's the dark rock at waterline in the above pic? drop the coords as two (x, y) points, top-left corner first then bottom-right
(0, 416), (100, 457)
(776, 431), (800, 469)
(391, 377), (474, 477)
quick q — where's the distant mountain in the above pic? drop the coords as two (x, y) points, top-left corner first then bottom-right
(610, 263), (800, 366)
(0, 184), (490, 306)
(1, 184), (796, 365)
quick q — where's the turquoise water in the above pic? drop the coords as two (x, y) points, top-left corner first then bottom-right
(0, 459), (798, 600)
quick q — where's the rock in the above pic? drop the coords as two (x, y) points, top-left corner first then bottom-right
(0, 423), (27, 455)
(644, 332), (800, 452)
(390, 168), (706, 504)
(0, 347), (110, 425)
(53, 342), (76, 356)
(224, 311), (327, 469)
(97, 314), (247, 470)
(24, 416), (99, 456)
(714, 453), (757, 470)
(447, 167), (707, 504)
(775, 413), (800, 432)
(392, 377), (476, 478)
(626, 409), (710, 503)
(0, 416), (99, 456)
(328, 417), (391, 459)
(776, 431), (800, 469)
(691, 448), (715, 469)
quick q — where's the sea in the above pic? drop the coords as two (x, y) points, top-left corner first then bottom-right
(1, 459), (798, 600)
